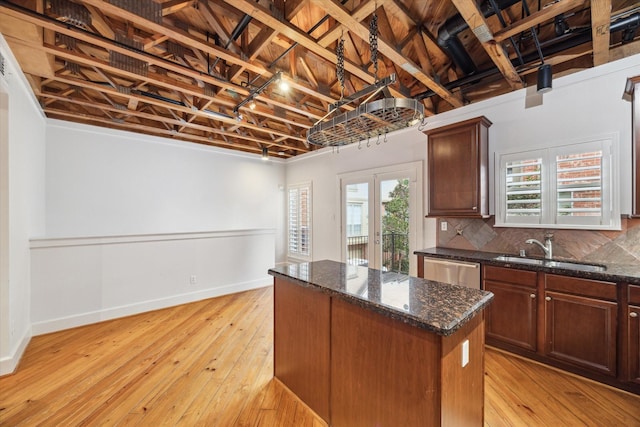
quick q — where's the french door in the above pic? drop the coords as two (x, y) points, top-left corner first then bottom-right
(340, 162), (422, 278)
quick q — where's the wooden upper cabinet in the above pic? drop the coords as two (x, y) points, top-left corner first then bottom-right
(626, 76), (640, 217)
(425, 116), (492, 217)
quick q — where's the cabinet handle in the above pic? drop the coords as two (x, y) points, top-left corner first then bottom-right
(631, 312), (638, 318)
(530, 293), (536, 299)
(545, 296), (552, 301)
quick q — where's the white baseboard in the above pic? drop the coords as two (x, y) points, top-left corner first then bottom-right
(0, 326), (32, 376)
(31, 278), (272, 336)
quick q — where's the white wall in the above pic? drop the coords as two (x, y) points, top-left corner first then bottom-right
(45, 120), (286, 239)
(0, 34), (46, 375)
(30, 229), (275, 334)
(422, 53), (640, 216)
(287, 53), (640, 262)
(286, 129), (435, 262)
(30, 121), (287, 334)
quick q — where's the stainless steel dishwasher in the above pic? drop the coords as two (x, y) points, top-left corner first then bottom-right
(423, 257), (480, 289)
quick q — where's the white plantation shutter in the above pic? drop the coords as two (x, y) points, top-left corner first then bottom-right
(552, 141), (611, 227)
(505, 157), (543, 222)
(288, 183), (312, 258)
(497, 137), (617, 230)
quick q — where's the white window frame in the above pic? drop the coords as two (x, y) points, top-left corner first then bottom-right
(287, 182), (312, 260)
(496, 134), (620, 230)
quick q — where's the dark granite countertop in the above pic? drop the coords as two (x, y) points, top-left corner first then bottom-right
(268, 259), (494, 336)
(414, 247), (640, 285)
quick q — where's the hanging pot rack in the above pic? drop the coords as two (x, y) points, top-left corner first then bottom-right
(306, 8), (425, 148)
(306, 95), (424, 147)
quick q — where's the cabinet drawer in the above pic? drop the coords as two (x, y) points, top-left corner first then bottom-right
(545, 274), (616, 301)
(484, 265), (537, 288)
(629, 285), (640, 305)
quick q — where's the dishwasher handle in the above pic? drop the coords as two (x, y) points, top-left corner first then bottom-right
(423, 258), (479, 268)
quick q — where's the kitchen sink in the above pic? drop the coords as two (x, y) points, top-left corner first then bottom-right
(494, 255), (545, 265)
(493, 255), (606, 272)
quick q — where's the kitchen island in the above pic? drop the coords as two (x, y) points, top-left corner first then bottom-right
(268, 260), (494, 427)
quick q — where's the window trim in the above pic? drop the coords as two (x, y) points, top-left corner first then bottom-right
(495, 134), (620, 230)
(287, 181), (312, 260)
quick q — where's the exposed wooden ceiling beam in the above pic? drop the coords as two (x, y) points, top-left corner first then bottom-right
(316, 0), (392, 48)
(493, 0), (589, 43)
(162, 0), (196, 16)
(39, 91), (302, 151)
(78, 0), (267, 75)
(45, 106), (292, 155)
(312, 0), (463, 108)
(591, 0), (612, 66)
(0, 3), (327, 124)
(222, 0), (376, 85)
(450, 0), (524, 91)
(197, 0), (241, 55)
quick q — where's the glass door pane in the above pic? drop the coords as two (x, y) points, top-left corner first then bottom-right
(345, 182), (369, 267)
(379, 177), (410, 278)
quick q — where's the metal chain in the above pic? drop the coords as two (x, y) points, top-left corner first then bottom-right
(336, 36), (345, 99)
(369, 11), (378, 82)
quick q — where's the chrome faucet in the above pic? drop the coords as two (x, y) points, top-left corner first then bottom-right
(525, 234), (553, 259)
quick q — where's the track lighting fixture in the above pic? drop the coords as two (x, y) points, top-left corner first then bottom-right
(233, 71), (289, 113)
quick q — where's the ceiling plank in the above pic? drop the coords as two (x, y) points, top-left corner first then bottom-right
(493, 0), (589, 43)
(450, 0), (524, 90)
(39, 91), (299, 149)
(0, 4), (328, 123)
(45, 106), (295, 155)
(197, 0), (241, 54)
(222, 0), (376, 85)
(591, 0), (612, 66)
(84, 4), (115, 39)
(317, 0), (392, 48)
(312, 0), (463, 108)
(78, 0), (267, 75)
(298, 57), (319, 89)
(162, 0), (196, 16)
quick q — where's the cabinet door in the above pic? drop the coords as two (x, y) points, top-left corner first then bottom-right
(545, 291), (617, 376)
(426, 117), (490, 217)
(629, 304), (640, 384)
(485, 280), (537, 351)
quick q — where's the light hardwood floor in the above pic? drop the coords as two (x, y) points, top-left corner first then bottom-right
(1, 286), (638, 426)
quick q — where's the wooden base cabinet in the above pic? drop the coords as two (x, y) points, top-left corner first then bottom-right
(482, 266), (632, 389)
(483, 266), (537, 352)
(274, 276), (487, 426)
(544, 291), (617, 376)
(544, 274), (618, 377)
(273, 278), (330, 422)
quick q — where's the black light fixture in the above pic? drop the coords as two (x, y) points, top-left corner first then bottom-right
(537, 63), (553, 93)
(261, 146), (269, 161)
(530, 24), (552, 94)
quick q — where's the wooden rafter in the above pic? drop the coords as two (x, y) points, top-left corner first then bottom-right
(493, 0), (589, 43)
(449, 0), (524, 91)
(312, 0), (464, 107)
(591, 0), (612, 66)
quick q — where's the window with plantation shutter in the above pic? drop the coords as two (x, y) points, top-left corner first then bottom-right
(505, 156), (543, 223)
(552, 141), (611, 227)
(288, 182), (312, 259)
(496, 136), (619, 230)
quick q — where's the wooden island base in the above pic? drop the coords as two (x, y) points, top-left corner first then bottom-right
(274, 277), (486, 427)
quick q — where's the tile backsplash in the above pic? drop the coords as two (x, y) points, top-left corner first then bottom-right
(437, 217), (640, 265)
